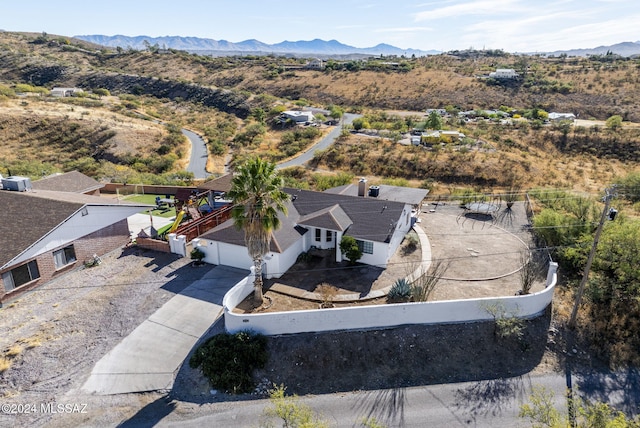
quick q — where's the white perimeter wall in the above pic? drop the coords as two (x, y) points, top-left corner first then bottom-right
(224, 262), (559, 336)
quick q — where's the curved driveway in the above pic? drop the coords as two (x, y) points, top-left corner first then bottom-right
(183, 129), (210, 179)
(277, 113), (360, 169)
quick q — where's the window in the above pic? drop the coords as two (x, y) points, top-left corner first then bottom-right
(326, 230), (333, 242)
(356, 239), (374, 254)
(2, 261), (40, 291)
(315, 228), (322, 242)
(53, 245), (77, 269)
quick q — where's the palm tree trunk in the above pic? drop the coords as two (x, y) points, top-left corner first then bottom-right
(253, 257), (264, 306)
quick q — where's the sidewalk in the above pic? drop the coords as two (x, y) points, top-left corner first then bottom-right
(81, 265), (248, 395)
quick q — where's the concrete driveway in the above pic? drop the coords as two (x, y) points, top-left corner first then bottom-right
(82, 265), (248, 395)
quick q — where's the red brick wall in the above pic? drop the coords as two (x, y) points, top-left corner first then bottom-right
(136, 237), (171, 253)
(0, 219), (131, 305)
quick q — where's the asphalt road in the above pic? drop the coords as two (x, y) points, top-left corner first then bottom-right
(276, 113), (361, 169)
(183, 128), (210, 179)
(131, 369), (639, 427)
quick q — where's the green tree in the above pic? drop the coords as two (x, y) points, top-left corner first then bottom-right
(426, 110), (443, 130)
(329, 105), (344, 121)
(339, 235), (362, 265)
(252, 107), (266, 124)
(606, 115), (623, 131)
(227, 157), (290, 306)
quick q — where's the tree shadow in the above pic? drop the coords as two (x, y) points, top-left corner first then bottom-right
(454, 376), (531, 423)
(573, 366), (640, 417)
(353, 387), (406, 427)
(117, 394), (176, 428)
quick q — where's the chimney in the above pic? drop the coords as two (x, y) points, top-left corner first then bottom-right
(358, 178), (367, 197)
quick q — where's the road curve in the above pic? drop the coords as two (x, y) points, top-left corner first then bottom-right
(183, 128), (210, 179)
(276, 113), (361, 170)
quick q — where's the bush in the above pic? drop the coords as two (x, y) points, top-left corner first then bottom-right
(388, 278), (412, 303)
(189, 331), (268, 394)
(339, 235), (362, 265)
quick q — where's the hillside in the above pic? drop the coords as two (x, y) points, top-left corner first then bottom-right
(1, 30), (640, 192)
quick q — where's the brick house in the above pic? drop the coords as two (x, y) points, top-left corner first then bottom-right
(0, 183), (150, 305)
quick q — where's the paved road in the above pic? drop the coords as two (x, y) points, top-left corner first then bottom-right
(183, 128), (210, 179)
(140, 369), (639, 427)
(277, 113), (360, 169)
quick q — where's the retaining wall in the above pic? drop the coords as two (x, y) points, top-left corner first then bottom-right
(224, 262), (559, 336)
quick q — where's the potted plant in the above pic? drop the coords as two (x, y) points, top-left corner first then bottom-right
(190, 247), (206, 266)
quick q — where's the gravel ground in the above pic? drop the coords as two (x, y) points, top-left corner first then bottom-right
(0, 246), (216, 428)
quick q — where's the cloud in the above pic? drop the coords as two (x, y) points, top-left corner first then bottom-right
(374, 26), (433, 33)
(414, 0), (522, 21)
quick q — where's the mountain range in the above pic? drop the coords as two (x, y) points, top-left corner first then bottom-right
(74, 35), (640, 58)
(541, 41), (640, 58)
(74, 35), (439, 57)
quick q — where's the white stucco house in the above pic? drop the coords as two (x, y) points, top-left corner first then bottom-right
(281, 110), (315, 123)
(489, 69), (519, 79)
(50, 87), (84, 97)
(548, 112), (576, 121)
(196, 180), (428, 278)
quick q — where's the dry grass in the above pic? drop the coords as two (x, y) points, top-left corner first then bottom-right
(0, 357), (12, 373)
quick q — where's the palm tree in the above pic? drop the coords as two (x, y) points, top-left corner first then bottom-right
(227, 157), (290, 306)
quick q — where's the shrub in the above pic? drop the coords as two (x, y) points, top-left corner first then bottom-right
(388, 278), (412, 303)
(189, 331), (268, 394)
(190, 247), (205, 263)
(339, 236), (362, 265)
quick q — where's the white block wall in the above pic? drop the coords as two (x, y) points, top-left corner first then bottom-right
(224, 263), (559, 336)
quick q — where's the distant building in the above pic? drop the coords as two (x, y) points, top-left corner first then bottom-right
(489, 69), (519, 79)
(281, 110), (315, 123)
(51, 87), (83, 97)
(306, 58), (325, 70)
(548, 112), (576, 121)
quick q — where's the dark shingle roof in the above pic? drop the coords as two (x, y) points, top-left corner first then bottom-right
(287, 188), (406, 243)
(325, 183), (428, 206)
(198, 173), (233, 193)
(298, 204), (352, 232)
(0, 190), (151, 268)
(199, 201), (307, 253)
(199, 187), (410, 251)
(32, 171), (103, 194)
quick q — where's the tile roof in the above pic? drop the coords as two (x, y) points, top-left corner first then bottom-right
(32, 171), (103, 194)
(0, 190), (151, 268)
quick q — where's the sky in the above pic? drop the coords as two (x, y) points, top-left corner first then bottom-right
(2, 0), (638, 53)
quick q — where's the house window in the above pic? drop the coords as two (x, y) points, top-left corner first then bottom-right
(326, 230), (333, 242)
(2, 261), (40, 291)
(53, 245), (77, 269)
(356, 239), (374, 254)
(315, 228), (322, 242)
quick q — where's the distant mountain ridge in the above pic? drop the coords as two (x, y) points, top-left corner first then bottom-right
(542, 41), (640, 58)
(74, 35), (439, 57)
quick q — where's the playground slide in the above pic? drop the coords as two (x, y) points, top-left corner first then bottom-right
(168, 210), (186, 234)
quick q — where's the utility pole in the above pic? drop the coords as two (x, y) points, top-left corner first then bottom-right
(568, 186), (617, 329)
